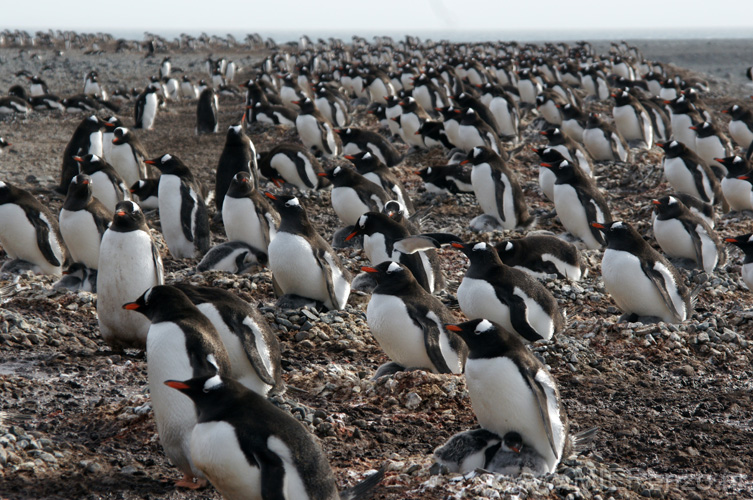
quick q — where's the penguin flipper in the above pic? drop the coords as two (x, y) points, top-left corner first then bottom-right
(393, 235), (440, 254)
(493, 171), (508, 223)
(151, 241), (164, 284)
(640, 260), (683, 321)
(293, 153), (316, 189)
(313, 247), (345, 310)
(692, 164), (714, 204)
(179, 183), (197, 243)
(317, 121), (335, 155)
(523, 368), (559, 459)
(580, 192), (609, 246)
(25, 209), (62, 267)
(230, 315), (278, 387)
(679, 218), (705, 268)
(507, 294), (545, 343)
(406, 305), (452, 374)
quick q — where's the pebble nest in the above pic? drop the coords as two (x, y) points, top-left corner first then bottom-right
(1, 36), (753, 500)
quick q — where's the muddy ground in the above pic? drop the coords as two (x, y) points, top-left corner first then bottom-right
(1, 38), (753, 500)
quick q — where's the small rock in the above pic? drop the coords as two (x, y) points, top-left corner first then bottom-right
(404, 392), (422, 410)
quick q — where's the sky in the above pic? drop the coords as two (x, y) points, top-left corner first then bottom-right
(3, 0), (753, 39)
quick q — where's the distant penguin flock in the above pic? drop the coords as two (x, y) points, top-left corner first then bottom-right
(3, 29), (753, 496)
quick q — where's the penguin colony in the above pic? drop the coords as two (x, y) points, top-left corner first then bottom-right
(1, 31), (753, 497)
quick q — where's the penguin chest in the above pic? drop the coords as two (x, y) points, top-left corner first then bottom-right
(663, 158), (705, 201)
(538, 167), (556, 200)
(457, 278), (513, 335)
(613, 105), (642, 142)
(331, 187), (373, 227)
(653, 218), (697, 262)
(582, 128), (614, 161)
(59, 208), (102, 269)
(102, 133), (114, 162)
(561, 119), (584, 143)
(742, 263), (753, 291)
(517, 80), (538, 104)
(190, 421), (263, 500)
(457, 125), (484, 152)
(721, 178), (753, 211)
(695, 136), (726, 166)
(729, 121), (753, 148)
(412, 86), (433, 114)
(296, 115), (324, 151)
(363, 233), (392, 265)
(401, 114), (425, 147)
(88, 131), (103, 157)
(669, 115), (696, 150)
(553, 184), (602, 249)
(0, 204), (64, 275)
(539, 101), (561, 125)
(465, 358), (562, 473)
(471, 164), (514, 228)
(490, 98), (517, 137)
(109, 144), (142, 187)
(272, 153), (316, 191)
(142, 94), (158, 129)
(159, 175), (197, 259)
(223, 197), (268, 251)
(90, 172), (125, 213)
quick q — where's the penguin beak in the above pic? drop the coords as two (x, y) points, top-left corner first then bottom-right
(663, 100), (672, 104)
(361, 266), (378, 273)
(538, 130), (548, 136)
(509, 444), (522, 454)
(272, 178), (285, 188)
(413, 170), (421, 175)
(414, 131), (421, 135)
(725, 238), (739, 243)
(591, 222), (606, 230)
(115, 210), (127, 217)
(343, 155), (355, 160)
(122, 301), (141, 311)
(445, 324), (462, 332)
(390, 117), (399, 122)
(164, 380), (191, 390)
(129, 188), (136, 193)
(144, 159), (157, 165)
(722, 109), (729, 114)
(112, 138), (121, 144)
(264, 192), (277, 201)
(450, 242), (466, 249)
(651, 200), (661, 205)
(103, 122), (116, 128)
(291, 100), (301, 105)
(738, 175), (750, 180)
(73, 156), (84, 162)
(689, 126), (698, 131)
(540, 162), (553, 169)
(345, 230), (360, 241)
(82, 179), (90, 185)
(713, 158), (724, 163)
(459, 159), (470, 165)
(317, 172), (329, 177)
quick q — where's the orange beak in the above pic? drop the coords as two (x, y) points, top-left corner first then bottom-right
(451, 242), (465, 249)
(591, 222), (605, 229)
(345, 230), (359, 241)
(445, 324), (462, 332)
(144, 159), (156, 165)
(264, 192), (277, 200)
(361, 266), (378, 273)
(164, 380), (190, 390)
(725, 238), (739, 243)
(122, 302), (140, 310)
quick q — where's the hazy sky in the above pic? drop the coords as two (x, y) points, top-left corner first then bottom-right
(3, 0), (753, 36)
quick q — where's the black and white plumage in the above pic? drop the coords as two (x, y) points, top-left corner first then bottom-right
(445, 319), (568, 474)
(539, 127), (593, 178)
(320, 165), (391, 227)
(265, 193), (351, 311)
(395, 97), (429, 149)
(257, 143), (327, 191)
(611, 90), (653, 149)
(336, 127), (402, 167)
(216, 125), (258, 213)
(222, 172), (279, 253)
(345, 151), (414, 214)
(59, 174), (111, 270)
(718, 155), (753, 212)
(494, 235), (584, 281)
(664, 94), (703, 152)
(101, 116), (123, 163)
(455, 108), (504, 156)
(134, 86), (159, 130)
(0, 96), (31, 115)
(582, 113), (630, 162)
(691, 121), (732, 174)
(415, 164), (473, 195)
(592, 221), (692, 323)
(129, 178), (160, 210)
(363, 261), (468, 377)
(53, 262), (97, 293)
(0, 181), (68, 276)
(196, 241), (267, 274)
(57, 115), (108, 194)
(196, 88), (219, 135)
(725, 234), (753, 290)
(74, 154), (130, 213)
(314, 84), (350, 128)
(145, 154), (209, 259)
(247, 101), (298, 127)
(452, 242), (565, 343)
(657, 140), (723, 205)
(294, 98), (342, 158)
(722, 104), (753, 149)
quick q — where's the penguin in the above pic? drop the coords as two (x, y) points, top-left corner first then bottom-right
(110, 126), (150, 188)
(123, 285), (231, 489)
(222, 171), (279, 253)
(592, 221), (691, 323)
(265, 193), (351, 311)
(0, 181), (68, 276)
(73, 154), (130, 213)
(559, 103), (587, 143)
(462, 146), (533, 231)
(180, 75), (199, 99)
(665, 192), (716, 229)
(579, 65), (610, 101)
(97, 200), (164, 350)
(216, 124), (257, 213)
(28, 75), (50, 97)
(58, 174), (111, 270)
(0, 137), (10, 154)
(416, 120), (455, 150)
(383, 95), (405, 138)
(257, 143), (326, 191)
(445, 318), (568, 474)
(83, 71), (106, 99)
(455, 91), (503, 136)
(691, 121), (732, 174)
(248, 100), (298, 127)
(478, 83), (520, 143)
(582, 113), (630, 162)
(432, 428), (502, 474)
(172, 283), (283, 396)
(196, 241), (267, 274)
(725, 234), (753, 290)
(314, 83), (350, 128)
(134, 86), (159, 130)
(451, 242), (565, 343)
(279, 73), (308, 110)
(415, 165), (474, 195)
(101, 116), (123, 163)
(541, 159), (612, 249)
(531, 146), (568, 201)
(144, 153), (209, 259)
(196, 87), (219, 135)
(294, 98), (342, 158)
(159, 57), (171, 79)
(164, 373), (384, 500)
(395, 97), (429, 149)
(657, 140), (723, 205)
(344, 152), (414, 214)
(664, 94), (703, 152)
(516, 68), (543, 105)
(129, 178), (160, 210)
(722, 104), (753, 149)
(53, 262), (97, 293)
(0, 96), (31, 115)
(455, 108), (504, 156)
(57, 115), (109, 194)
(336, 127), (403, 167)
(718, 155), (753, 212)
(412, 73), (450, 118)
(319, 165), (391, 227)
(611, 90), (653, 149)
(362, 261), (468, 377)
(494, 234), (584, 281)
(651, 196), (725, 274)
(534, 90), (566, 126)
(539, 127), (593, 178)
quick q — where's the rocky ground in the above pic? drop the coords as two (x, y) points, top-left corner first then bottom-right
(1, 38), (753, 500)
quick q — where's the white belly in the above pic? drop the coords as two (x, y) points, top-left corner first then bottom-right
(695, 136), (727, 168)
(363, 233), (391, 265)
(109, 144), (143, 187)
(542, 253), (582, 281)
(490, 99), (517, 137)
(331, 187), (370, 227)
(582, 129), (614, 161)
(59, 208), (102, 269)
(471, 164), (515, 228)
(457, 277), (514, 336)
(0, 204), (64, 275)
(223, 197), (268, 251)
(742, 262), (753, 290)
(613, 105), (642, 142)
(142, 94), (158, 130)
(88, 131), (103, 157)
(159, 175), (196, 259)
(669, 115), (696, 151)
(663, 158), (705, 201)
(296, 115), (324, 152)
(271, 153), (315, 191)
(553, 184), (603, 249)
(729, 121), (753, 148)
(722, 178), (753, 211)
(90, 172), (124, 213)
(401, 114), (425, 148)
(654, 218), (717, 273)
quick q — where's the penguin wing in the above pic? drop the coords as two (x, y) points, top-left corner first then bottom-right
(151, 238), (164, 284)
(228, 314), (278, 386)
(179, 183), (197, 242)
(394, 233), (461, 254)
(521, 367), (559, 459)
(405, 304), (452, 374)
(91, 203), (112, 238)
(134, 96), (145, 126)
(578, 189), (609, 245)
(639, 110), (653, 146)
(690, 162), (714, 203)
(493, 172), (508, 223)
(312, 246), (347, 309)
(640, 259), (683, 321)
(25, 208), (62, 267)
(678, 217), (705, 266)
(317, 121), (335, 155)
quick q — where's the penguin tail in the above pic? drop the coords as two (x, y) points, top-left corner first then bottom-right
(571, 427), (598, 453)
(340, 465), (386, 500)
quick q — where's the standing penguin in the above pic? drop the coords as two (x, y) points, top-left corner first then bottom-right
(463, 146), (533, 231)
(664, 94), (703, 152)
(691, 121), (732, 174)
(129, 178), (160, 210)
(451, 241), (565, 343)
(110, 126), (150, 188)
(445, 318), (568, 475)
(59, 174), (111, 270)
(363, 261), (468, 377)
(144, 154), (209, 259)
(539, 127), (593, 178)
(57, 115), (109, 194)
(257, 143), (327, 191)
(222, 172), (279, 253)
(294, 98), (342, 158)
(134, 86), (159, 130)
(101, 116), (123, 163)
(719, 155), (753, 211)
(344, 152), (414, 214)
(123, 286), (231, 489)
(97, 200), (164, 350)
(611, 90), (653, 149)
(0, 181), (68, 276)
(657, 140), (723, 205)
(215, 125), (257, 213)
(722, 104), (753, 149)
(592, 221), (691, 323)
(725, 234), (753, 290)
(74, 154), (130, 213)
(319, 165), (391, 227)
(582, 113), (630, 162)
(264, 193), (351, 311)
(196, 87), (219, 135)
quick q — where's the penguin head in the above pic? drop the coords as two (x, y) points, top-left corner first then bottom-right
(445, 319), (523, 358)
(585, 113), (602, 128)
(0, 181), (13, 204)
(656, 140), (683, 157)
(361, 261), (416, 290)
(651, 196), (686, 218)
(531, 147), (565, 163)
(590, 221), (641, 249)
(344, 151), (380, 173)
(112, 200), (147, 231)
(67, 174), (93, 199)
(610, 91), (631, 105)
(460, 146), (497, 167)
(264, 192), (305, 214)
(494, 240), (520, 262)
(165, 370), (250, 420)
(717, 155), (749, 176)
(73, 154), (106, 174)
(540, 159), (576, 181)
(122, 285), (196, 322)
(451, 241), (502, 266)
(226, 124), (247, 142)
(725, 233), (753, 257)
(112, 127), (130, 144)
(144, 153), (187, 176)
(318, 165), (357, 186)
(227, 171), (255, 197)
(539, 127), (563, 142)
(292, 98), (315, 113)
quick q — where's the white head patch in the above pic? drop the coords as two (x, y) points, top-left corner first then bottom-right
(90, 155), (101, 163)
(88, 115), (97, 122)
(612, 221), (625, 229)
(734, 156), (743, 164)
(670, 141), (678, 148)
(207, 354), (219, 371)
(473, 242), (487, 251)
(560, 160), (571, 168)
(231, 125), (242, 134)
(505, 242), (513, 251)
(138, 180), (145, 188)
(333, 166), (342, 175)
(668, 196), (677, 205)
(143, 287), (154, 303)
(203, 373), (222, 392)
(346, 128), (352, 134)
(128, 201), (141, 213)
(0, 181), (6, 189)
(363, 152), (372, 160)
(387, 262), (401, 273)
(285, 197), (300, 207)
(358, 214), (368, 227)
(553, 128), (561, 135)
(161, 154), (172, 163)
(733, 105), (740, 111)
(475, 319), (494, 334)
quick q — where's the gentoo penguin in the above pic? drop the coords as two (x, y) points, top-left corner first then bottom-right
(134, 86), (159, 130)
(725, 234), (753, 290)
(462, 146), (533, 231)
(314, 84), (350, 128)
(172, 283), (283, 396)
(395, 97), (429, 149)
(445, 318), (568, 474)
(83, 71), (106, 99)
(455, 91), (503, 136)
(516, 68), (543, 105)
(0, 137), (11, 154)
(451, 242), (565, 343)
(494, 235), (584, 281)
(344, 152), (414, 214)
(57, 115), (109, 194)
(294, 98), (342, 158)
(336, 127), (402, 167)
(539, 127), (593, 178)
(718, 155), (753, 211)
(196, 88), (219, 135)
(279, 73), (307, 110)
(611, 91), (653, 149)
(535, 90), (566, 126)
(531, 146), (568, 201)
(455, 108), (504, 156)
(319, 165), (390, 227)
(196, 241), (267, 274)
(651, 196), (725, 274)
(97, 200), (164, 350)
(0, 181), (68, 276)
(164, 373), (384, 500)
(559, 103), (587, 143)
(222, 171), (279, 253)
(363, 262), (468, 377)
(59, 174), (111, 270)
(180, 75), (199, 99)
(411, 73), (449, 118)
(416, 120), (455, 149)
(53, 262), (97, 293)
(432, 428), (502, 474)
(145, 154), (209, 259)
(124, 286), (231, 489)
(666, 192), (716, 229)
(592, 221), (691, 323)
(541, 159), (612, 249)
(101, 116), (123, 163)
(129, 178), (160, 209)
(265, 193), (351, 311)
(664, 94), (703, 152)
(28, 75), (50, 97)
(247, 99), (298, 127)
(257, 143), (326, 191)
(0, 96), (31, 115)
(722, 104), (753, 148)
(582, 113), (630, 162)
(415, 165), (474, 195)
(478, 82), (520, 143)
(657, 140), (723, 205)
(73, 154), (130, 213)
(215, 125), (257, 213)
(110, 127), (150, 188)
(691, 121), (732, 173)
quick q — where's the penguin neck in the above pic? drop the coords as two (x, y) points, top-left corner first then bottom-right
(373, 275), (423, 297)
(465, 253), (508, 280)
(278, 212), (315, 238)
(63, 189), (92, 211)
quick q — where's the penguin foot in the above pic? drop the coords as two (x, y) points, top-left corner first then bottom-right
(174, 474), (207, 489)
(372, 361), (405, 379)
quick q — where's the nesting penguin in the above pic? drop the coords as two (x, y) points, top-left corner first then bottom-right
(718, 155), (753, 211)
(196, 241), (267, 274)
(336, 127), (402, 167)
(58, 174), (111, 271)
(415, 165), (474, 195)
(345, 152), (414, 214)
(582, 113), (630, 162)
(257, 143), (326, 191)
(222, 171), (279, 253)
(494, 234), (584, 281)
(320, 165), (391, 227)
